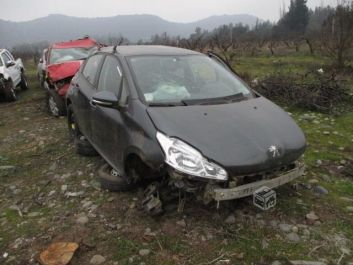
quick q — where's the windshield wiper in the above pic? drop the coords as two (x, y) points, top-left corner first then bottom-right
(76, 57), (88, 61)
(148, 101), (186, 107)
(182, 93), (246, 106)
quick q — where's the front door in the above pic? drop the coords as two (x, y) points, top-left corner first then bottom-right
(91, 55), (129, 169)
(74, 54), (104, 140)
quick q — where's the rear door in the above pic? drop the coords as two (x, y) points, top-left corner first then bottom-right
(91, 55), (129, 167)
(73, 54), (105, 140)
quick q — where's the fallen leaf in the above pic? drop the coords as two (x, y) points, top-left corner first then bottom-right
(38, 242), (79, 265)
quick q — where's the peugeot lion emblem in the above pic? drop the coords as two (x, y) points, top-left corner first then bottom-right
(268, 145), (280, 158)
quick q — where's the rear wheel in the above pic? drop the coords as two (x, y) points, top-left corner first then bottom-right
(67, 104), (98, 156)
(5, 80), (17, 102)
(47, 89), (66, 116)
(20, 72), (29, 90)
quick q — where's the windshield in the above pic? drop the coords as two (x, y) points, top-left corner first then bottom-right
(128, 55), (252, 105)
(49, 47), (97, 64)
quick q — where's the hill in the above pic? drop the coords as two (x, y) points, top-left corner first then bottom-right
(0, 14), (260, 47)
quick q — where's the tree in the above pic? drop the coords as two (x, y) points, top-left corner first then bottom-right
(11, 41), (49, 62)
(305, 6), (335, 54)
(187, 27), (210, 52)
(278, 0), (310, 35)
(321, 3), (353, 68)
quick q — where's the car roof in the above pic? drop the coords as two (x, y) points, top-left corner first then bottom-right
(99, 45), (201, 56)
(51, 37), (98, 49)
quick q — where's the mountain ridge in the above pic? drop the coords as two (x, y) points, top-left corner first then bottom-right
(0, 13), (260, 47)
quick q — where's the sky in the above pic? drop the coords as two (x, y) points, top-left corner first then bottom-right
(0, 0), (339, 23)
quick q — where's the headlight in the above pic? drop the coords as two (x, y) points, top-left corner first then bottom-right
(156, 132), (228, 181)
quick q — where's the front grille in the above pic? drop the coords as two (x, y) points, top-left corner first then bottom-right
(231, 162), (298, 186)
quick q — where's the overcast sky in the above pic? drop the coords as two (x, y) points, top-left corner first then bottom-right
(0, 0), (338, 23)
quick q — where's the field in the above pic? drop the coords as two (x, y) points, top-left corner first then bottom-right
(1, 55), (353, 265)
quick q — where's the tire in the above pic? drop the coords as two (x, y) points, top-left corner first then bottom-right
(20, 72), (29, 90)
(47, 89), (66, 116)
(98, 163), (134, 192)
(67, 104), (98, 157)
(74, 137), (98, 156)
(39, 73), (45, 89)
(4, 80), (17, 102)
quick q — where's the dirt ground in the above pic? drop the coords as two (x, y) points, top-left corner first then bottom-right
(0, 61), (353, 265)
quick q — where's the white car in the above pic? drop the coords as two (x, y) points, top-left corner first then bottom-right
(0, 49), (28, 101)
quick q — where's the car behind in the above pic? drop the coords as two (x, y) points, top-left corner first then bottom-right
(45, 36), (100, 116)
(0, 49), (28, 101)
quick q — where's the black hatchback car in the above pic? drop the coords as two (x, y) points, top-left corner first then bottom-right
(66, 45), (306, 213)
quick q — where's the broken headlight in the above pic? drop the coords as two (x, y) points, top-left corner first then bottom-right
(156, 132), (228, 181)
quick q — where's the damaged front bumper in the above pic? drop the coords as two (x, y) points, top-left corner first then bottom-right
(211, 162), (305, 201)
(142, 162), (305, 214)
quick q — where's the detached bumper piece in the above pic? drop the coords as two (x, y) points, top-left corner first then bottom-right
(212, 162), (305, 201)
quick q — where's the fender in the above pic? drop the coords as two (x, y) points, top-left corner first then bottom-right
(15, 58), (24, 70)
(0, 73), (10, 80)
(123, 145), (164, 172)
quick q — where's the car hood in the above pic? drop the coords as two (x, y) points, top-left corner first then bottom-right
(47, 60), (82, 82)
(147, 97), (306, 175)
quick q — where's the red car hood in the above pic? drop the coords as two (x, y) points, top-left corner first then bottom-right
(47, 60), (82, 82)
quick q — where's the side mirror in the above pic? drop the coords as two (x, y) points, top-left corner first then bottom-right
(91, 91), (119, 108)
(6, 61), (15, 67)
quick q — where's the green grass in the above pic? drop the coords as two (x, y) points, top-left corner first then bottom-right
(234, 54), (331, 79)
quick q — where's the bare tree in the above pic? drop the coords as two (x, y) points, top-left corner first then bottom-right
(11, 41), (49, 62)
(305, 6), (334, 55)
(321, 3), (353, 68)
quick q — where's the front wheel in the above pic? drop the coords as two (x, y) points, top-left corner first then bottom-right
(98, 163), (134, 192)
(5, 80), (17, 102)
(47, 89), (66, 116)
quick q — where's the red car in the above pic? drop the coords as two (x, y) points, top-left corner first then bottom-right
(45, 37), (100, 116)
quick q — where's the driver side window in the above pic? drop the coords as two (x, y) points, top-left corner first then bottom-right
(97, 56), (122, 93)
(1, 53), (12, 66)
(5, 52), (14, 61)
(83, 55), (103, 85)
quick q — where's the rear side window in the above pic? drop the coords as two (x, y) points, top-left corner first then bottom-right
(83, 55), (103, 85)
(98, 56), (122, 93)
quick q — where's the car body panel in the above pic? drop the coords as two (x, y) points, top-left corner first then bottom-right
(68, 63), (164, 174)
(47, 61), (82, 82)
(147, 96), (306, 175)
(51, 38), (98, 49)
